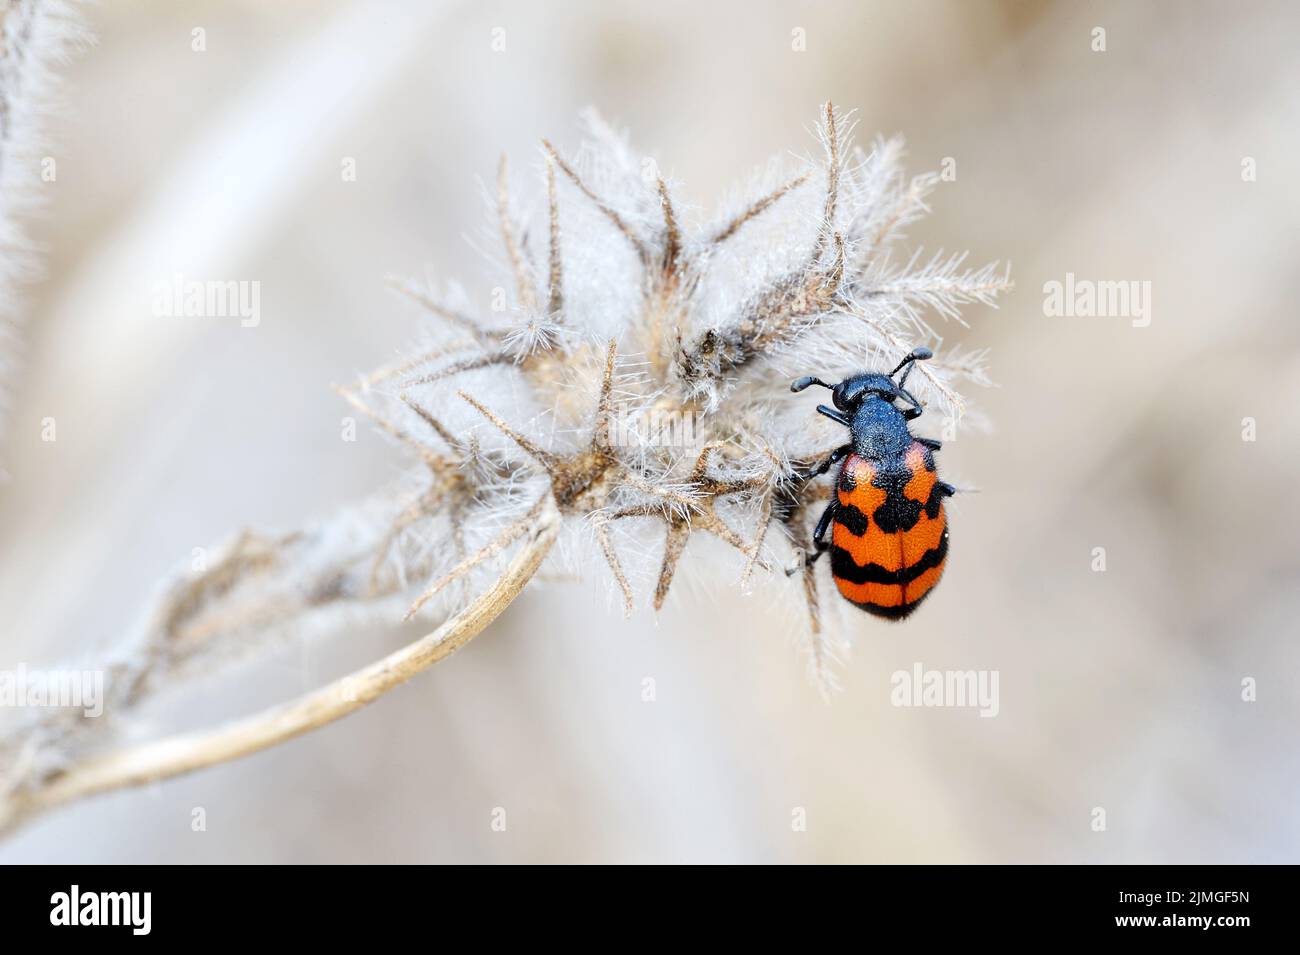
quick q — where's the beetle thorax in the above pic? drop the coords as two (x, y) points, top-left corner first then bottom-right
(850, 396), (912, 460)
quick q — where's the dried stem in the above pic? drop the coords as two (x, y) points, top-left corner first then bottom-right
(545, 156), (563, 315)
(711, 172), (809, 246)
(497, 154), (539, 311)
(542, 137), (649, 261)
(0, 496), (561, 839)
(810, 102), (841, 264)
(403, 349), (512, 387)
(657, 175), (682, 276)
(385, 276), (500, 341)
(358, 340), (480, 389)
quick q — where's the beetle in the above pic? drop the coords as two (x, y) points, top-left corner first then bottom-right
(791, 347), (955, 619)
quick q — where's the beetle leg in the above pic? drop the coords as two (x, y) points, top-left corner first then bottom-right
(806, 499), (838, 566)
(807, 443), (851, 478)
(916, 436), (942, 450)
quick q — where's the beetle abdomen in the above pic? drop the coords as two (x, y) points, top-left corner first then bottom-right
(830, 443), (949, 619)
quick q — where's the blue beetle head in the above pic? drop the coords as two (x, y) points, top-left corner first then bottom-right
(791, 347), (933, 411)
(831, 373), (900, 409)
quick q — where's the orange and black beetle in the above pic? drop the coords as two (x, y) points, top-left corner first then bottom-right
(792, 347), (954, 619)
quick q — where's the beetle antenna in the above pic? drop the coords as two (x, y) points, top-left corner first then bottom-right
(891, 346), (933, 387)
(791, 375), (834, 393)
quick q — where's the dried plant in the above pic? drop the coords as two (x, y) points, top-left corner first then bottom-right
(0, 0), (87, 459)
(0, 103), (1010, 836)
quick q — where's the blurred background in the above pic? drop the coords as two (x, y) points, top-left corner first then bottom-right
(2, 0), (1298, 862)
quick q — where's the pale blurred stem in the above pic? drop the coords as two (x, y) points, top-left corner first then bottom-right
(0, 497), (562, 840)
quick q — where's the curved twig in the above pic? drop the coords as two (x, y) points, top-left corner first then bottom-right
(0, 496), (561, 839)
